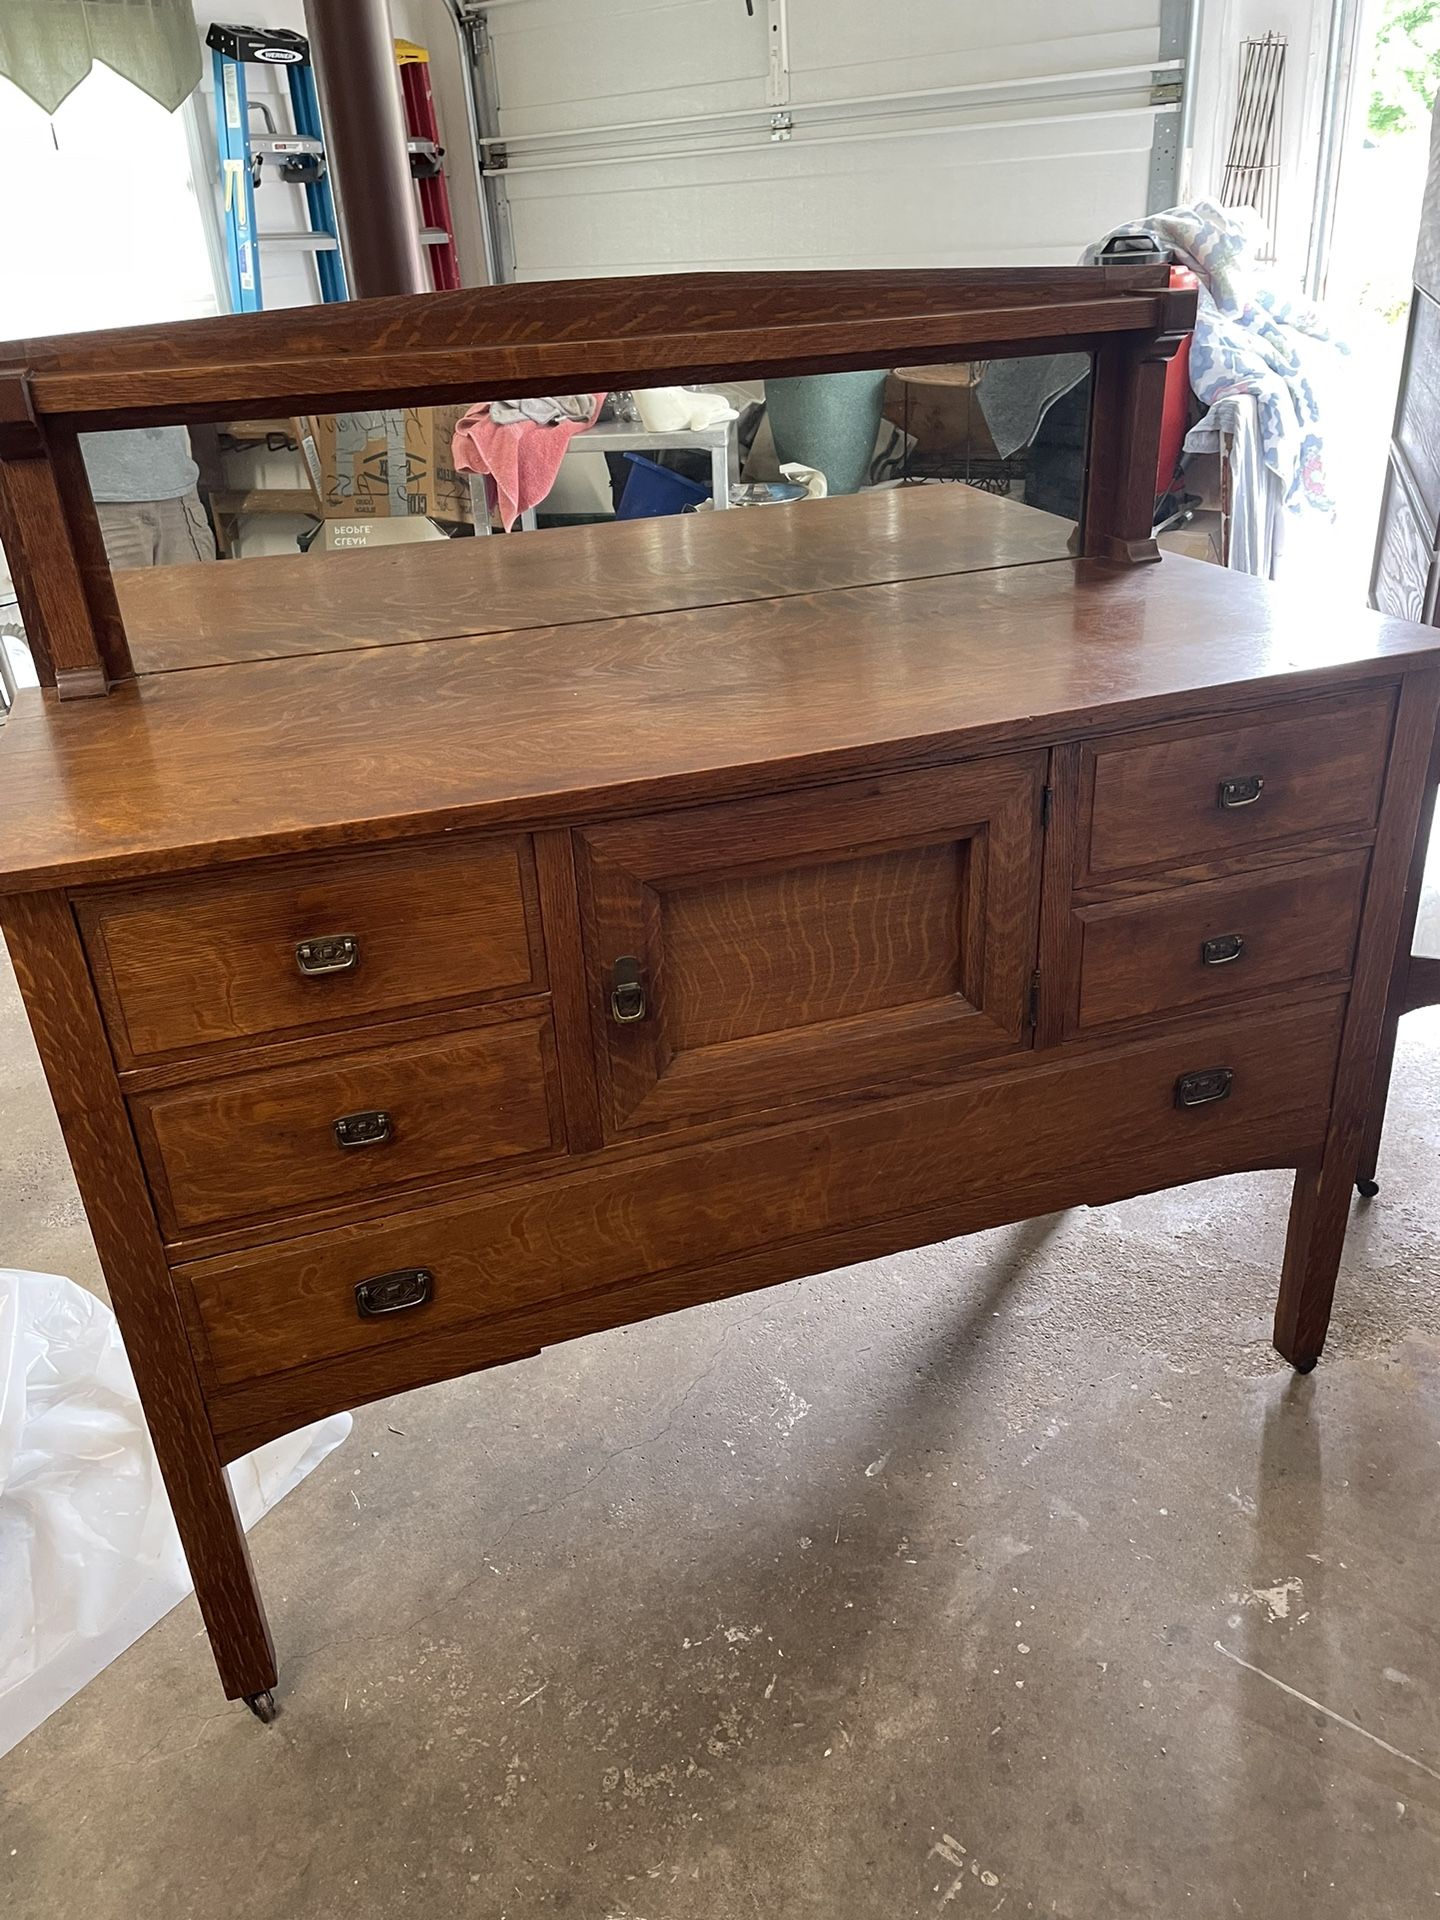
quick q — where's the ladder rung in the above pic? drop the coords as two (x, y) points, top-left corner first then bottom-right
(258, 232), (340, 251)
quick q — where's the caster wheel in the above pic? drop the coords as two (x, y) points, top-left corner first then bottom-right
(1292, 1356), (1319, 1375)
(1356, 1177), (1380, 1199)
(244, 1689), (278, 1724)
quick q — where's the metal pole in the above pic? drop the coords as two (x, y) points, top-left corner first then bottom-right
(304, 0), (428, 298)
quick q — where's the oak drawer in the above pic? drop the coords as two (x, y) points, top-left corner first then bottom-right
(1082, 689), (1394, 879)
(133, 1008), (564, 1237)
(179, 996), (1343, 1390)
(78, 836), (544, 1064)
(1071, 849), (1370, 1034)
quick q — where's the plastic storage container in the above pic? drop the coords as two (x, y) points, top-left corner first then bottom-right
(616, 453), (710, 519)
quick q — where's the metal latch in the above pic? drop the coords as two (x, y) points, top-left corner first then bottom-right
(610, 955), (648, 1024)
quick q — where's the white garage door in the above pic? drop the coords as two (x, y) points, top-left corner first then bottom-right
(455, 0), (1195, 280)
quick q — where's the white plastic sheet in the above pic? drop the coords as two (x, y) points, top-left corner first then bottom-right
(0, 1270), (349, 1755)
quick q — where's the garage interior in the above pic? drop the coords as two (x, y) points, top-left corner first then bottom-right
(3, 5), (1440, 1917)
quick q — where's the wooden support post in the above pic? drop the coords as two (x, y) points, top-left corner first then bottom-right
(1274, 669), (1440, 1367)
(0, 369), (132, 695)
(0, 891), (276, 1700)
(1082, 290), (1192, 564)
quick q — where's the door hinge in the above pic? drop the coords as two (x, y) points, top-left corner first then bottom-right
(1028, 969), (1041, 1029)
(1041, 784), (1053, 827)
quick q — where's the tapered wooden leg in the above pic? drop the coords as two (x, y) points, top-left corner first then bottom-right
(1273, 1156), (1356, 1370)
(1272, 671), (1440, 1367)
(1, 891), (277, 1704)
(1356, 726), (1440, 1195)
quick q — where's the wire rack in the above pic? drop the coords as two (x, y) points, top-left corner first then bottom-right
(1222, 32), (1286, 261)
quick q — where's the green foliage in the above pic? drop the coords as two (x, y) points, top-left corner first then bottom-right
(1368, 0), (1440, 138)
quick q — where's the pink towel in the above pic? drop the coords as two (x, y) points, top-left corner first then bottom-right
(452, 394), (605, 530)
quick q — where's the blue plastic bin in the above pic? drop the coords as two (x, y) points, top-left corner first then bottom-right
(616, 452), (710, 519)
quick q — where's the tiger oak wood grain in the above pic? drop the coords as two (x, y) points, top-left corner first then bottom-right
(117, 485), (1074, 675)
(0, 890), (275, 1699)
(11, 267), (1179, 425)
(1274, 670), (1440, 1364)
(5, 539), (1440, 894)
(133, 1008), (563, 1237)
(78, 835), (543, 1064)
(1081, 687), (1396, 879)
(178, 994), (1345, 1393)
(575, 758), (1043, 1137)
(1070, 849), (1371, 1034)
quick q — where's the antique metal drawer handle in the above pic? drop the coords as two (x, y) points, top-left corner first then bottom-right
(1201, 932), (1245, 967)
(1175, 1066), (1234, 1109)
(610, 955), (648, 1024)
(296, 933), (360, 977)
(354, 1268), (433, 1318)
(1217, 774), (1264, 810)
(334, 1109), (392, 1149)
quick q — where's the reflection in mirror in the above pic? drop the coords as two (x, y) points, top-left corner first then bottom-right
(83, 354), (1089, 678)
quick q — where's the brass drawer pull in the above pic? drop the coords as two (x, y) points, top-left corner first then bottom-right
(355, 1267), (433, 1318)
(1175, 1066), (1234, 1109)
(1217, 774), (1264, 810)
(610, 955), (648, 1024)
(1201, 932), (1245, 967)
(296, 933), (360, 977)
(334, 1109), (392, 1149)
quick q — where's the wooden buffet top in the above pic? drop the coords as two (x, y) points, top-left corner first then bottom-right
(3, 486), (1438, 891)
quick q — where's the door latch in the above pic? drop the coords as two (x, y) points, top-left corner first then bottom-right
(609, 955), (648, 1024)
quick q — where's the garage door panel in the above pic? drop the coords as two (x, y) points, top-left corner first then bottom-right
(479, 0), (1181, 278)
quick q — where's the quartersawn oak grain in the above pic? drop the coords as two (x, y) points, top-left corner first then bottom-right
(179, 994), (1345, 1394)
(575, 757), (1044, 1137)
(5, 533), (1440, 893)
(132, 1006), (564, 1237)
(117, 485), (1074, 675)
(1070, 849), (1371, 1034)
(77, 835), (544, 1064)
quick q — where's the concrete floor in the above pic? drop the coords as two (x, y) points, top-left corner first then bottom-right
(4, 945), (1440, 1919)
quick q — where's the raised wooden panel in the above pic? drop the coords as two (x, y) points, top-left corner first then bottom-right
(1395, 289), (1440, 523)
(1070, 849), (1370, 1035)
(574, 757), (1046, 1137)
(77, 836), (544, 1065)
(662, 842), (966, 1048)
(1082, 689), (1395, 881)
(132, 1007), (563, 1238)
(1372, 461), (1435, 625)
(178, 994), (1345, 1393)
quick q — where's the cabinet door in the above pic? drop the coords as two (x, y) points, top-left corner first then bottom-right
(575, 756), (1045, 1138)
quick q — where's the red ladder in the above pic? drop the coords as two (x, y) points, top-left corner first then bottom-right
(396, 39), (461, 292)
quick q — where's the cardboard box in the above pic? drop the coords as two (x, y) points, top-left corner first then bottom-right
(313, 514), (451, 553)
(311, 407), (469, 522)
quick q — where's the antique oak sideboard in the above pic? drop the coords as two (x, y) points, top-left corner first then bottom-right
(2, 269), (1438, 1718)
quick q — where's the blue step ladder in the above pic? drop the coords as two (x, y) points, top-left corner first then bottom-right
(206, 23), (347, 311)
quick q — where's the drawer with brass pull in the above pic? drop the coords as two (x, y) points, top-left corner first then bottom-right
(1068, 849), (1370, 1035)
(131, 1007), (565, 1237)
(76, 835), (546, 1065)
(1080, 688), (1394, 880)
(176, 994), (1344, 1394)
